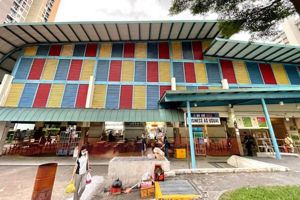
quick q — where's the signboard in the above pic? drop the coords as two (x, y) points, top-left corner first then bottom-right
(186, 113), (221, 125)
(236, 116), (268, 129)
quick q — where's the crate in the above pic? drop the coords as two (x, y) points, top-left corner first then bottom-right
(175, 148), (186, 159)
(140, 185), (155, 199)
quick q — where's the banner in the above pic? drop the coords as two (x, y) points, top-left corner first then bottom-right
(186, 113), (221, 125)
(236, 116), (268, 129)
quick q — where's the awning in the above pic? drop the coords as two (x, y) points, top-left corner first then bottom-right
(0, 108), (184, 122)
(0, 20), (220, 73)
(160, 87), (300, 107)
(204, 38), (300, 64)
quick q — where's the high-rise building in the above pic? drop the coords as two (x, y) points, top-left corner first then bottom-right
(273, 16), (300, 45)
(0, 0), (60, 24)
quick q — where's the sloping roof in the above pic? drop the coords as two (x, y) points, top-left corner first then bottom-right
(204, 38), (300, 64)
(0, 20), (220, 73)
(0, 108), (184, 122)
(160, 87), (300, 107)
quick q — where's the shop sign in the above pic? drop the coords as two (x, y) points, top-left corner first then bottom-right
(236, 116), (268, 129)
(186, 113), (221, 125)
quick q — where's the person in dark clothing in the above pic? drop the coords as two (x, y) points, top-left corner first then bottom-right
(108, 131), (115, 142)
(161, 136), (170, 159)
(244, 135), (254, 156)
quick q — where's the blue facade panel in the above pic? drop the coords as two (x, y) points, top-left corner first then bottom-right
(61, 84), (78, 108)
(54, 59), (70, 80)
(106, 85), (120, 109)
(111, 43), (123, 57)
(15, 58), (33, 79)
(245, 62), (264, 84)
(187, 86), (198, 91)
(147, 43), (158, 59)
(95, 60), (109, 81)
(285, 65), (300, 85)
(182, 42), (193, 60)
(173, 62), (185, 83)
(147, 85), (159, 109)
(36, 45), (50, 56)
(18, 83), (38, 107)
(134, 61), (146, 82)
(73, 44), (86, 57)
(206, 63), (221, 83)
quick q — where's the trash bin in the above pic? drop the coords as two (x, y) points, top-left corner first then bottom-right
(31, 163), (58, 200)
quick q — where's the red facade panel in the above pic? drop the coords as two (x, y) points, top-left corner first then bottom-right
(147, 61), (158, 82)
(33, 84), (51, 108)
(75, 84), (88, 108)
(48, 45), (62, 56)
(220, 60), (237, 83)
(184, 62), (196, 83)
(28, 59), (46, 80)
(120, 85), (133, 109)
(68, 60), (83, 80)
(109, 60), (122, 81)
(198, 86), (209, 90)
(259, 63), (277, 84)
(124, 43), (135, 58)
(85, 44), (97, 57)
(192, 41), (204, 60)
(159, 42), (170, 59)
(160, 86), (171, 98)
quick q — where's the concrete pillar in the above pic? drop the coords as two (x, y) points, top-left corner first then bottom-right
(86, 76), (95, 108)
(0, 74), (13, 106)
(0, 122), (9, 156)
(261, 98), (281, 160)
(221, 79), (229, 89)
(228, 107), (244, 156)
(171, 77), (176, 91)
(186, 101), (196, 169)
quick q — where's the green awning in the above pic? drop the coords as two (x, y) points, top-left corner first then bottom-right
(0, 108), (184, 122)
(204, 38), (300, 64)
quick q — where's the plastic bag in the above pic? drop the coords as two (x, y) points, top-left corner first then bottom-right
(65, 181), (75, 193)
(86, 172), (92, 184)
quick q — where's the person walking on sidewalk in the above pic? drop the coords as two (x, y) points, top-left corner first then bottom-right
(71, 145), (90, 200)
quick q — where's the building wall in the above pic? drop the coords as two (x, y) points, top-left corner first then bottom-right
(4, 41), (300, 110)
(0, 0), (14, 23)
(25, 0), (48, 22)
(48, 0), (60, 22)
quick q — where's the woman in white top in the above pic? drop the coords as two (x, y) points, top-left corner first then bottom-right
(72, 145), (90, 200)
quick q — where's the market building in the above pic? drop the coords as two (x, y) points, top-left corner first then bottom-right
(0, 21), (299, 168)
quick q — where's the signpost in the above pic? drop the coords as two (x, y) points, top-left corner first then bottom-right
(186, 113), (221, 125)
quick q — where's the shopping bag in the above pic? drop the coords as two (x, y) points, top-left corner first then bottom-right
(86, 172), (92, 184)
(65, 181), (75, 193)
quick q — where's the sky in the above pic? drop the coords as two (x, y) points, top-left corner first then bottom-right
(55, 0), (250, 41)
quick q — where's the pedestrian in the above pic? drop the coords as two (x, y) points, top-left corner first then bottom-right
(244, 135), (254, 156)
(284, 134), (294, 153)
(71, 145), (90, 200)
(161, 136), (170, 159)
(141, 132), (147, 156)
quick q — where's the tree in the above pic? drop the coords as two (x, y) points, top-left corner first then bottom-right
(169, 0), (299, 39)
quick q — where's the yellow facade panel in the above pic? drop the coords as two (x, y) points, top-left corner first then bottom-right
(121, 61), (134, 82)
(133, 86), (146, 109)
(194, 63), (208, 83)
(209, 86), (222, 90)
(80, 60), (95, 81)
(4, 84), (25, 107)
(61, 44), (74, 56)
(171, 42), (182, 59)
(135, 43), (147, 58)
(232, 61), (251, 84)
(24, 46), (37, 56)
(202, 40), (212, 51)
(92, 85), (107, 108)
(99, 43), (112, 58)
(41, 59), (58, 80)
(47, 84), (64, 108)
(159, 62), (171, 82)
(176, 86), (186, 91)
(271, 64), (290, 85)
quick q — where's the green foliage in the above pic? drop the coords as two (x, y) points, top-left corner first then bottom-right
(169, 0), (298, 38)
(220, 186), (300, 200)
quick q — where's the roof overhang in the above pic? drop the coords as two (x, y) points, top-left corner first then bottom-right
(0, 20), (220, 73)
(160, 87), (300, 108)
(204, 38), (300, 64)
(0, 108), (184, 122)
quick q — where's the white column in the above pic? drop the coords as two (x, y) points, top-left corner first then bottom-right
(0, 74), (13, 106)
(85, 75), (95, 108)
(171, 77), (176, 91)
(0, 122), (9, 156)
